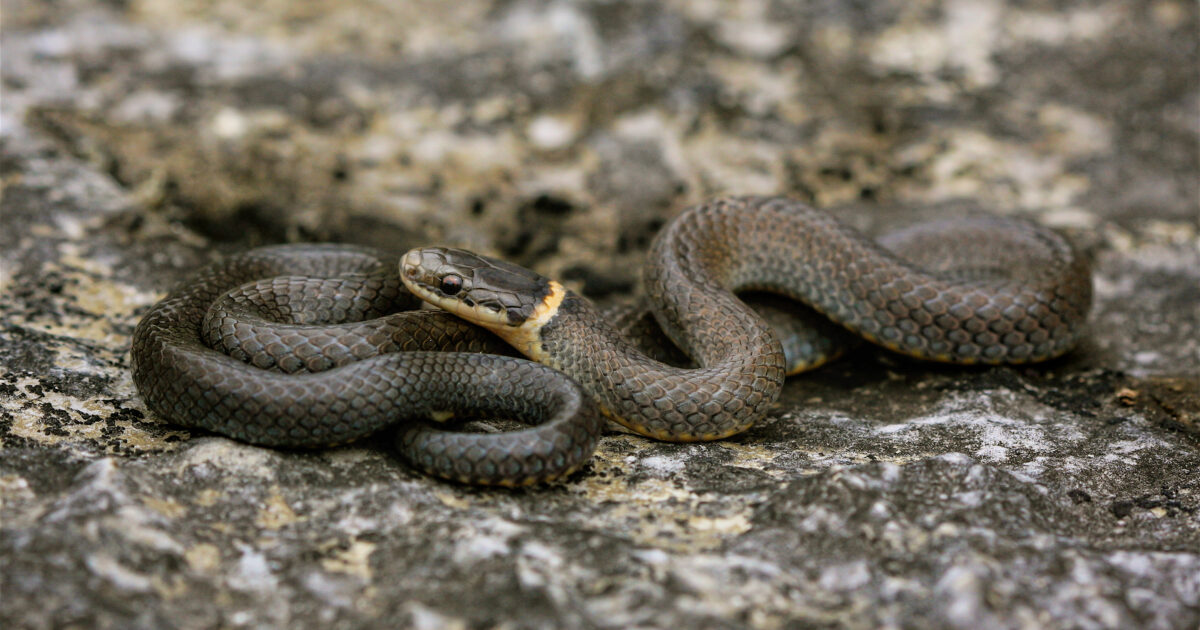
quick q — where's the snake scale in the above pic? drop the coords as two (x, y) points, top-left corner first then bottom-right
(131, 196), (1093, 485)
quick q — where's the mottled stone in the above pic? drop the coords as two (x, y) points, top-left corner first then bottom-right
(1, 1), (1197, 629)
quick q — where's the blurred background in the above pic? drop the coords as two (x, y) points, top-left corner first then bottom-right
(4, 4), (1193, 263)
(6, 0), (1196, 372)
(3, 2), (1199, 628)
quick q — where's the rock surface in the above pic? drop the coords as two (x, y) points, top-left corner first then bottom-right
(2, 1), (1197, 628)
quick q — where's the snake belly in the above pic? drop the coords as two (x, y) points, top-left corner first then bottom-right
(402, 196), (1093, 442)
(130, 244), (603, 486)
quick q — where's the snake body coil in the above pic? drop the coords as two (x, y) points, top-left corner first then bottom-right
(130, 245), (602, 486)
(132, 196), (1092, 484)
(405, 196), (1092, 441)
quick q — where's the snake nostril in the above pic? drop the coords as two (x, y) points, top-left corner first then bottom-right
(402, 251), (423, 274)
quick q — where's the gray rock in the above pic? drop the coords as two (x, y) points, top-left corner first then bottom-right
(2, 1), (1197, 629)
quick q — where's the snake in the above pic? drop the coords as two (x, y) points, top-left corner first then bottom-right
(130, 245), (602, 486)
(131, 195), (1093, 485)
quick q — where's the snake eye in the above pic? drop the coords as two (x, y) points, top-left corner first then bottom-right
(440, 274), (463, 295)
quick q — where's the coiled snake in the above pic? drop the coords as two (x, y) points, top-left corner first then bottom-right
(131, 196), (1092, 485)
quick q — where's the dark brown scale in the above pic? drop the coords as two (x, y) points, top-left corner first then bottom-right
(605, 294), (855, 374)
(131, 197), (1092, 480)
(203, 276), (513, 374)
(527, 196), (1091, 440)
(130, 244), (602, 486)
(656, 197), (1092, 367)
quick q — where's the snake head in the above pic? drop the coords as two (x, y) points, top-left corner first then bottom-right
(401, 247), (556, 328)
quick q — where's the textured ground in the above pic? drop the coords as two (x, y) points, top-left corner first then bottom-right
(2, 1), (1198, 629)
